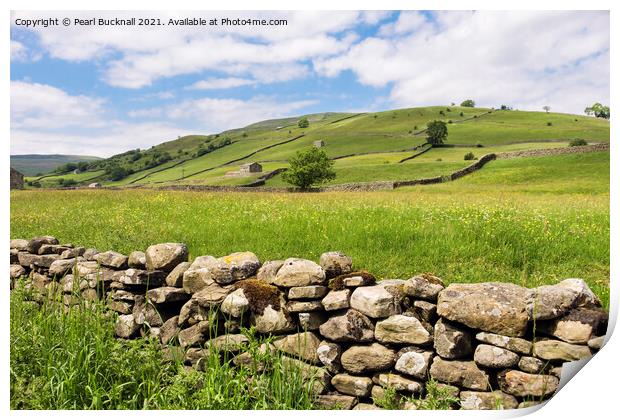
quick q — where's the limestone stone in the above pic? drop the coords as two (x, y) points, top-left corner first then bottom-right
(341, 343), (395, 374)
(38, 244), (70, 255)
(60, 247), (85, 259)
(10, 264), (26, 279)
(232, 343), (275, 372)
(354, 403), (383, 410)
(341, 272), (376, 287)
(474, 344), (519, 369)
(108, 300), (133, 314)
(434, 318), (472, 359)
(192, 283), (232, 307)
(475, 332), (532, 354)
(27, 236), (59, 254)
(165, 262), (191, 288)
(286, 300), (323, 313)
(115, 314), (140, 338)
(10, 238), (30, 251)
(221, 288), (250, 317)
(207, 334), (249, 353)
(315, 394), (357, 410)
(82, 248), (99, 260)
(114, 269), (166, 288)
(404, 274), (445, 300)
(20, 253), (60, 268)
(498, 370), (559, 397)
(182, 268), (214, 294)
(317, 341), (342, 373)
(272, 258), (326, 287)
(332, 374), (373, 397)
(395, 347), (433, 379)
(460, 391), (518, 410)
(350, 283), (404, 318)
(437, 282), (531, 337)
(318, 309), (374, 342)
(49, 258), (83, 277)
(251, 304), (295, 334)
(532, 339), (592, 361)
(273, 332), (321, 363)
(189, 255), (217, 270)
(178, 299), (211, 326)
(372, 373), (423, 394)
(288, 285), (328, 300)
(321, 289), (351, 311)
(375, 314), (432, 345)
(527, 278), (601, 320)
(298, 312), (326, 331)
(538, 307), (608, 344)
(518, 357), (545, 374)
(280, 356), (331, 395)
(128, 251), (146, 268)
(146, 287), (190, 304)
(429, 357), (490, 391)
(588, 336), (605, 350)
(145, 243), (189, 272)
(178, 321), (211, 347)
(207, 252), (261, 284)
(96, 251), (128, 269)
(413, 300), (438, 323)
(319, 251), (353, 279)
(256, 260), (284, 283)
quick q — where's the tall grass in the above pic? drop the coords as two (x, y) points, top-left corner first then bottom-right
(10, 282), (317, 409)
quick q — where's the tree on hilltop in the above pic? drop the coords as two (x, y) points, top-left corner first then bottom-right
(282, 147), (335, 190)
(542, 105), (551, 113)
(460, 99), (475, 107)
(426, 120), (448, 146)
(585, 103), (610, 119)
(298, 117), (309, 128)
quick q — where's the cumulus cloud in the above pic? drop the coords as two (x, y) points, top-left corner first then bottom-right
(10, 81), (317, 156)
(314, 10), (610, 114)
(11, 80), (106, 129)
(187, 77), (256, 90)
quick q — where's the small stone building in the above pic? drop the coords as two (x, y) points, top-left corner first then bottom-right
(239, 162), (262, 174)
(314, 140), (325, 148)
(10, 168), (24, 189)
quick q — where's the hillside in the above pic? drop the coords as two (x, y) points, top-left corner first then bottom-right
(23, 106), (610, 188)
(11, 154), (102, 176)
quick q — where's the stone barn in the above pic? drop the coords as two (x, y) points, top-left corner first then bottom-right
(239, 162), (262, 174)
(10, 168), (24, 189)
(314, 140), (325, 148)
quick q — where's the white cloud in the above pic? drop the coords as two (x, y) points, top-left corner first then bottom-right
(11, 80), (106, 129)
(11, 40), (27, 61)
(314, 10), (610, 114)
(10, 81), (318, 156)
(188, 77), (256, 90)
(11, 11), (367, 88)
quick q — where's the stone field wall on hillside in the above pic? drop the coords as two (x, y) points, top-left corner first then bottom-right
(10, 236), (609, 410)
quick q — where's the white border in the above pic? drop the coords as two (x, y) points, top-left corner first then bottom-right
(2, 1), (616, 419)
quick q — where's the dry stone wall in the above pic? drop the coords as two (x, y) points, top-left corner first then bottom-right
(10, 236), (608, 410)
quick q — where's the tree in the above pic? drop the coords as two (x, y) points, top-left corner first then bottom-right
(460, 99), (475, 107)
(426, 120), (448, 146)
(282, 147), (336, 189)
(585, 103), (610, 119)
(542, 105), (551, 113)
(298, 117), (309, 128)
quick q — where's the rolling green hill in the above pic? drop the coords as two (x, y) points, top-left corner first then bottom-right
(23, 106), (609, 188)
(10, 154), (102, 176)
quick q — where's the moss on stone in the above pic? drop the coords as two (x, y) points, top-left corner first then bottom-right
(233, 279), (281, 315)
(329, 270), (376, 290)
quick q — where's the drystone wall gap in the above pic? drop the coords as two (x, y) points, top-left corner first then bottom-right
(10, 237), (608, 410)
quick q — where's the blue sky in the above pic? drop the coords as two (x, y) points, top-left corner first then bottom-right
(10, 10), (609, 157)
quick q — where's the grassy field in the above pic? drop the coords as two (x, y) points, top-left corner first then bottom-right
(11, 152), (610, 306)
(23, 106), (609, 188)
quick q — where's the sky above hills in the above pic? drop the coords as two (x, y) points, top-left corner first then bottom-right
(10, 10), (609, 157)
